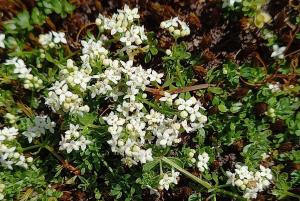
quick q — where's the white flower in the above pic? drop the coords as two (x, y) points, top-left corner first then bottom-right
(22, 115), (56, 143)
(159, 92), (177, 105)
(226, 164), (273, 199)
(222, 0), (242, 7)
(138, 148), (153, 163)
(38, 32), (53, 46)
(0, 127), (31, 170)
(147, 69), (163, 84)
(271, 45), (286, 59)
(0, 33), (5, 48)
(197, 152), (209, 172)
(59, 124), (91, 153)
(166, 49), (172, 55)
(268, 82), (281, 93)
(259, 165), (273, 180)
(176, 97), (197, 112)
(158, 169), (180, 190)
(0, 127), (18, 142)
(160, 17), (190, 38)
(52, 31), (67, 44)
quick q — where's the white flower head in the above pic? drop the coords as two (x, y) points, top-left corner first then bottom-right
(271, 45), (286, 59)
(159, 92), (178, 105)
(52, 31), (67, 44)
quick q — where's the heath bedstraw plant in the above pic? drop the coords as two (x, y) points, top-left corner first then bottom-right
(0, 2), (299, 201)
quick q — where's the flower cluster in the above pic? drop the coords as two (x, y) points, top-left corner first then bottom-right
(104, 93), (207, 166)
(22, 115), (56, 143)
(45, 80), (90, 115)
(160, 17), (190, 38)
(59, 124), (91, 153)
(60, 59), (93, 92)
(0, 33), (5, 48)
(226, 164), (273, 199)
(197, 152), (210, 172)
(95, 56), (207, 166)
(5, 58), (43, 90)
(174, 97), (207, 133)
(81, 39), (109, 67)
(38, 31), (67, 48)
(158, 169), (180, 190)
(95, 5), (147, 51)
(0, 127), (32, 169)
(268, 82), (281, 93)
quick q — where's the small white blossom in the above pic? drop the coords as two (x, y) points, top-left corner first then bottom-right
(59, 124), (91, 153)
(268, 82), (281, 93)
(197, 152), (209, 172)
(271, 45), (286, 59)
(4, 58), (43, 90)
(158, 169), (180, 190)
(22, 115), (56, 143)
(160, 17), (190, 38)
(52, 31), (67, 44)
(0, 127), (32, 170)
(159, 92), (178, 105)
(38, 32), (53, 47)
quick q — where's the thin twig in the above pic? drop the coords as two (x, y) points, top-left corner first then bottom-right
(44, 145), (81, 175)
(145, 83), (213, 96)
(76, 23), (97, 43)
(284, 26), (300, 55)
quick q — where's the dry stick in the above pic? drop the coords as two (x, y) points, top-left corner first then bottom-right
(23, 142), (81, 175)
(240, 77), (263, 87)
(44, 145), (81, 175)
(145, 84), (212, 96)
(285, 48), (300, 58)
(255, 52), (267, 74)
(45, 17), (56, 31)
(76, 23), (97, 43)
(284, 26), (300, 55)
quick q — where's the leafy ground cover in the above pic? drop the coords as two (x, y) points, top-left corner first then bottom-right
(0, 0), (299, 200)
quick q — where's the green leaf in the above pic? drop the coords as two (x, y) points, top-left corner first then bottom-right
(150, 47), (158, 55)
(208, 87), (223, 95)
(218, 104), (228, 112)
(31, 8), (46, 25)
(78, 113), (97, 126)
(16, 11), (33, 31)
(144, 52), (152, 63)
(143, 159), (160, 171)
(162, 157), (212, 189)
(166, 157), (184, 168)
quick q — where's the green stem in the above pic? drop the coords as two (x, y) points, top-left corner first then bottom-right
(44, 145), (65, 163)
(159, 160), (163, 176)
(162, 157), (212, 189)
(162, 157), (246, 200)
(285, 191), (300, 200)
(175, 63), (184, 87)
(22, 144), (43, 152)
